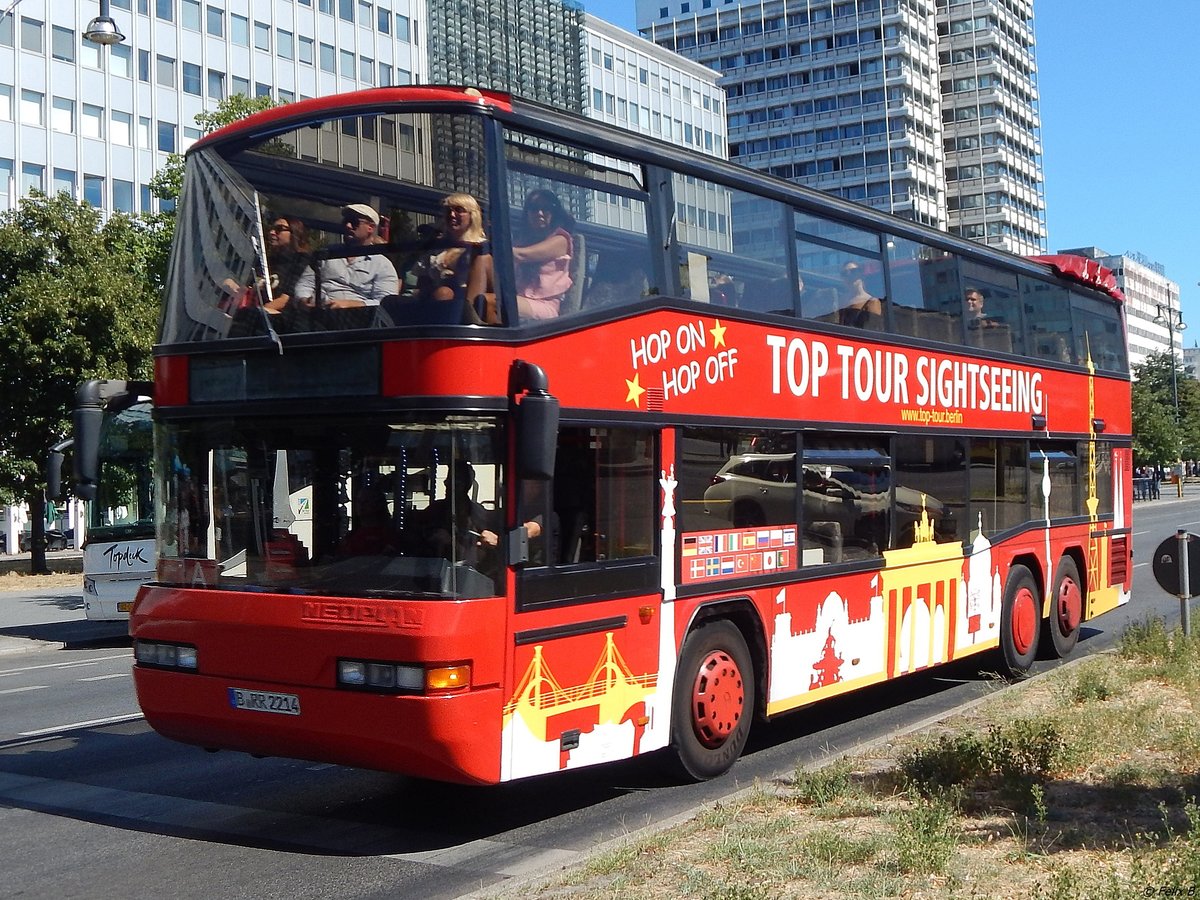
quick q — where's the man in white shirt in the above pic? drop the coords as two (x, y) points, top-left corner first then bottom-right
(295, 204), (398, 308)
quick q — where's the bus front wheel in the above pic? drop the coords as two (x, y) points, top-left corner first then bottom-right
(1044, 555), (1083, 658)
(1001, 564), (1041, 677)
(670, 621), (754, 781)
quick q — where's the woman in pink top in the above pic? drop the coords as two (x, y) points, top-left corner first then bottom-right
(513, 190), (575, 320)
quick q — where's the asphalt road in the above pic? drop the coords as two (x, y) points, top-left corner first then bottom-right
(0, 494), (1196, 900)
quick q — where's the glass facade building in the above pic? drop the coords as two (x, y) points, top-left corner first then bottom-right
(635, 0), (1047, 255)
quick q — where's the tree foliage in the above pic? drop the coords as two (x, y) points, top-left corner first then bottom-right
(1132, 351), (1200, 465)
(150, 93), (280, 207)
(0, 193), (160, 565)
(0, 94), (279, 569)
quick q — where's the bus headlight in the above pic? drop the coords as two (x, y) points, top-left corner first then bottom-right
(134, 640), (199, 671)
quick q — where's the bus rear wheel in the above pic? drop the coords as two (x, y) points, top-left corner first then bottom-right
(1044, 555), (1083, 658)
(1001, 564), (1040, 677)
(670, 621), (754, 781)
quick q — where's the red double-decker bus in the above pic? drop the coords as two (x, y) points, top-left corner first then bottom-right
(116, 86), (1130, 784)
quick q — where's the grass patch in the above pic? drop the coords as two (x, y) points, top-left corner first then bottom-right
(506, 621), (1200, 900)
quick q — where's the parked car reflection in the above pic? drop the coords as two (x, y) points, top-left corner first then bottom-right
(702, 451), (950, 562)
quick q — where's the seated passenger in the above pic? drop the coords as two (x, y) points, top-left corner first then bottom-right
(514, 190), (575, 320)
(294, 204), (398, 309)
(410, 193), (497, 322)
(838, 261), (882, 327)
(963, 287), (998, 330)
(709, 272), (737, 306)
(220, 216), (316, 336)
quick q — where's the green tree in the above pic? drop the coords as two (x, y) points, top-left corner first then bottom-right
(1131, 351), (1200, 466)
(0, 193), (160, 572)
(0, 94), (282, 572)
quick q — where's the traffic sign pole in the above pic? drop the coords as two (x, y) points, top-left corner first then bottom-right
(1179, 529), (1192, 636)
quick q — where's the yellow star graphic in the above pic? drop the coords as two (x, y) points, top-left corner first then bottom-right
(625, 373), (646, 408)
(710, 318), (727, 348)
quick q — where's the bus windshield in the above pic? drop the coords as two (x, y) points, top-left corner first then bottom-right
(156, 414), (505, 599)
(87, 400), (154, 541)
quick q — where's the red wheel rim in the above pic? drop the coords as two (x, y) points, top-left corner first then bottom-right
(690, 649), (745, 749)
(1011, 585), (1038, 656)
(1057, 576), (1082, 633)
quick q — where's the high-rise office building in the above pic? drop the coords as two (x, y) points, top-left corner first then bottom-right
(937, 0), (1045, 253)
(427, 1), (728, 163)
(428, 2), (728, 239)
(0, 0), (422, 215)
(585, 14), (727, 161)
(428, 0), (587, 112)
(584, 14), (728, 240)
(1060, 247), (1182, 369)
(636, 0), (1047, 255)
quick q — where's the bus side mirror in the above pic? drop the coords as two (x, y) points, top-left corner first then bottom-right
(46, 439), (71, 500)
(515, 391), (559, 480)
(70, 378), (153, 502)
(73, 406), (104, 502)
(509, 360), (559, 480)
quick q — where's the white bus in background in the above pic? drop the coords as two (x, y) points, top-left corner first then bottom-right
(55, 381), (156, 621)
(81, 390), (155, 620)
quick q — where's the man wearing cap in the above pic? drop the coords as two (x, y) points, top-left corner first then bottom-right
(294, 203), (398, 309)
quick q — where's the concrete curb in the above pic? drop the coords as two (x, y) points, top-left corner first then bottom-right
(0, 636), (65, 656)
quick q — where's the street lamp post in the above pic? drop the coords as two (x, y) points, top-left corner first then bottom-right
(1155, 302), (1187, 418)
(1155, 302), (1188, 496)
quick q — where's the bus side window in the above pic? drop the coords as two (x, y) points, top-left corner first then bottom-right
(672, 173), (792, 310)
(1022, 277), (1076, 365)
(793, 210), (884, 329)
(587, 246), (650, 310)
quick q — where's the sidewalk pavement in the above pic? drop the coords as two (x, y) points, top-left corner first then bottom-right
(1135, 478), (1200, 505)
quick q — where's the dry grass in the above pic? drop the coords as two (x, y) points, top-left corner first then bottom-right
(498, 620), (1200, 900)
(0, 571), (81, 590)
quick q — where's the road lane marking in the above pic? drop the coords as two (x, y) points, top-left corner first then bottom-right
(0, 685), (48, 695)
(0, 653), (132, 678)
(77, 673), (130, 682)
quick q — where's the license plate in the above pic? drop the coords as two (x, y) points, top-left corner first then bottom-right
(117, 602), (133, 613)
(228, 687), (301, 716)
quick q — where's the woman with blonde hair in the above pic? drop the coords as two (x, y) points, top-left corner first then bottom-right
(416, 193), (495, 319)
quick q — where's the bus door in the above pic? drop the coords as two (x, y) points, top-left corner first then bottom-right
(503, 422), (665, 781)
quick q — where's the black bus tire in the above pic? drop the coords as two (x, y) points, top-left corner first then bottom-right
(669, 620), (754, 781)
(1043, 555), (1083, 658)
(1000, 564), (1041, 677)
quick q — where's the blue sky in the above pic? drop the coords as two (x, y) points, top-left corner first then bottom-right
(582, 1), (1200, 336)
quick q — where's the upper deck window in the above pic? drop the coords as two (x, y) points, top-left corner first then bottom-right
(501, 128), (658, 322)
(160, 108), (496, 344)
